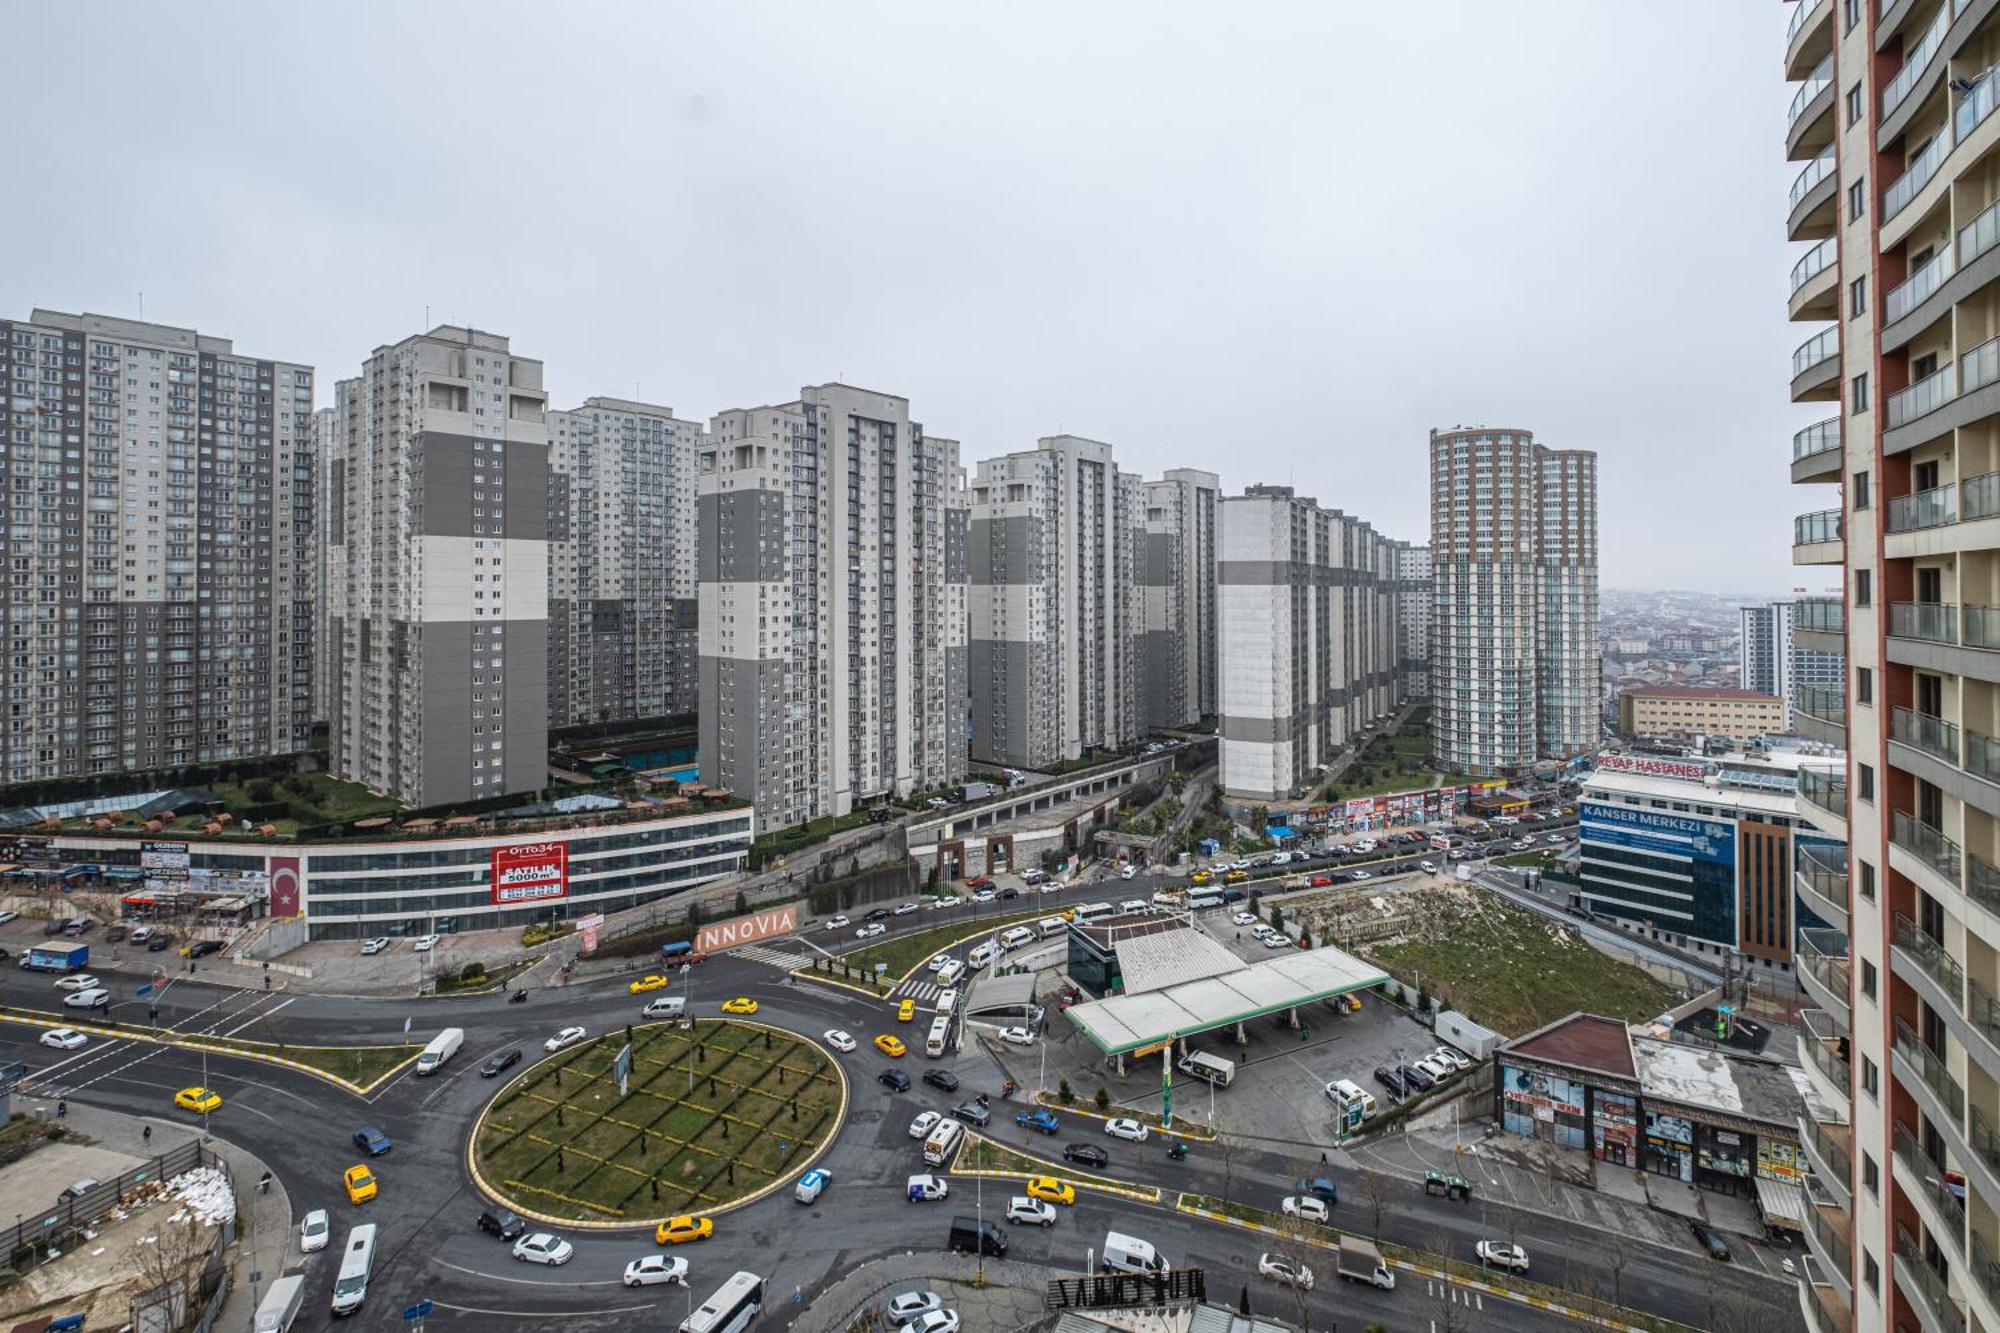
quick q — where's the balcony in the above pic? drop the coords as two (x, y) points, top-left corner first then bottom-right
(1800, 1007), (1852, 1101)
(1892, 600), (1960, 644)
(1798, 925), (1852, 1021)
(1795, 508), (1845, 567)
(1894, 1222), (1967, 1333)
(1891, 363), (1961, 430)
(1799, 767), (1850, 839)
(1793, 416), (1843, 485)
(1793, 327), (1841, 401)
(1881, 4), (1950, 122)
(1892, 1015), (1966, 1131)
(1797, 840), (1850, 932)
(1893, 810), (1964, 902)
(1890, 245), (1957, 329)
(1804, 1175), (1855, 1300)
(1798, 1253), (1854, 1333)
(1895, 1122), (1968, 1263)
(1889, 483), (1960, 534)
(1894, 705), (1962, 764)
(1791, 237), (1841, 322)
(1789, 55), (1836, 160)
(1886, 131), (1953, 225)
(1892, 913), (1966, 1038)
(1800, 1111), (1855, 1212)
(1791, 148), (1839, 241)
(1796, 683), (1848, 747)
(1786, 0), (1834, 81)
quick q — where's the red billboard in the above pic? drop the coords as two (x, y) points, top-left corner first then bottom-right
(491, 842), (568, 906)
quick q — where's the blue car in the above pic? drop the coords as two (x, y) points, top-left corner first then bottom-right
(794, 1168), (832, 1204)
(352, 1126), (393, 1156)
(1015, 1109), (1060, 1136)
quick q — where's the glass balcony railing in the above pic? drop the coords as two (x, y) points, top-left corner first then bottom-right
(1799, 767), (1849, 821)
(1893, 809), (1963, 883)
(1962, 196), (2000, 272)
(1955, 64), (2000, 145)
(1793, 328), (1840, 379)
(1801, 1113), (1853, 1185)
(1795, 509), (1843, 545)
(1787, 0), (1820, 47)
(1972, 1103), (2000, 1186)
(1896, 1222), (1968, 1333)
(1792, 237), (1837, 295)
(1798, 926), (1851, 999)
(1883, 5), (1950, 119)
(1791, 55), (1834, 131)
(1971, 1229), (2000, 1317)
(1894, 1121), (1967, 1241)
(1971, 853), (2000, 919)
(1797, 684), (1846, 726)
(1797, 840), (1850, 911)
(1796, 596), (1844, 633)
(1888, 482), (1958, 531)
(1894, 1014), (1966, 1123)
(1793, 416), (1841, 462)
(1968, 729), (2000, 783)
(1792, 148), (1835, 213)
(1890, 600), (1959, 643)
(1965, 471), (2000, 521)
(1967, 976), (2000, 1057)
(1968, 604), (2000, 649)
(1806, 1177), (1855, 1276)
(1886, 131), (1953, 221)
(1888, 360), (1957, 426)
(1965, 334), (2000, 399)
(1801, 1007), (1851, 1094)
(1893, 911), (1964, 1001)
(1891, 704), (1960, 762)
(1889, 241), (1955, 323)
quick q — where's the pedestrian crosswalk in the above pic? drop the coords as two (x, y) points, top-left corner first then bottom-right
(897, 979), (941, 1002)
(732, 943), (807, 970)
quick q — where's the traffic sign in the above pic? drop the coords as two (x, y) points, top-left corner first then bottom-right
(403, 1300), (434, 1320)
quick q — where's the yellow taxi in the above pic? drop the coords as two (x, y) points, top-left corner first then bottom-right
(343, 1164), (378, 1205)
(1190, 870), (1214, 886)
(1025, 1175), (1076, 1206)
(720, 997), (759, 1015)
(1225, 869), (1249, 884)
(656, 1214), (713, 1245)
(897, 998), (917, 1022)
(629, 974), (670, 994)
(874, 1034), (907, 1058)
(173, 1086), (222, 1115)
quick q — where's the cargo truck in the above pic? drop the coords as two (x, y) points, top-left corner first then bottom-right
(20, 943), (89, 973)
(1336, 1236), (1395, 1290)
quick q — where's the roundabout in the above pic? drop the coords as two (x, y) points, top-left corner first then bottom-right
(468, 1018), (847, 1228)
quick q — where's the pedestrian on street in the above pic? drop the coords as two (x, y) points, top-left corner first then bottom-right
(1321, 1150), (1327, 1165)
(142, 1124), (151, 1146)
(56, 1100), (65, 1120)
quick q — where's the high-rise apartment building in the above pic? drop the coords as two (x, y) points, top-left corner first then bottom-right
(696, 385), (966, 829)
(327, 326), (550, 807)
(1217, 485), (1403, 801)
(1778, 3), (2000, 1329)
(1396, 542), (1433, 701)
(313, 405), (339, 727)
(0, 310), (314, 785)
(1427, 427), (1599, 775)
(547, 397), (702, 727)
(1134, 468), (1220, 732)
(966, 436), (1139, 768)
(1741, 600), (1845, 731)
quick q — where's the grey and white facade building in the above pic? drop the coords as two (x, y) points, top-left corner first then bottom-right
(1217, 484), (1405, 801)
(327, 325), (551, 807)
(0, 310), (314, 784)
(1395, 542), (1432, 701)
(1428, 427), (1599, 775)
(1738, 600), (1842, 732)
(696, 384), (967, 829)
(966, 435), (1140, 770)
(547, 397), (702, 727)
(1134, 468), (1219, 731)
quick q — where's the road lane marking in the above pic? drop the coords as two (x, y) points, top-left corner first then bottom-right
(220, 995), (294, 1037)
(431, 1259), (634, 1289)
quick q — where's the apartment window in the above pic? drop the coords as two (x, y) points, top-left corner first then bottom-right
(1851, 374), (1870, 415)
(1861, 1150), (1879, 1196)
(1856, 666), (1872, 705)
(1861, 959), (1877, 1000)
(1855, 569), (1872, 606)
(1849, 275), (1867, 317)
(1860, 859), (1876, 901)
(1846, 83), (1863, 128)
(1863, 1251), (1879, 1297)
(1858, 762), (1874, 802)
(1849, 178), (1867, 222)
(1852, 469), (1870, 507)
(1861, 1054), (1878, 1099)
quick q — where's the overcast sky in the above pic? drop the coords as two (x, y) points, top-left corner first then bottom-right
(5, 3), (1809, 593)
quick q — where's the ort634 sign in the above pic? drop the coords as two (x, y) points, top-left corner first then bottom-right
(491, 842), (568, 905)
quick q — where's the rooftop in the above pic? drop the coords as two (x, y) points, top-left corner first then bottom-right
(1630, 1035), (1809, 1128)
(1063, 945), (1386, 1056)
(1502, 1012), (1637, 1080)
(1623, 685), (1782, 702)
(1113, 926), (1246, 995)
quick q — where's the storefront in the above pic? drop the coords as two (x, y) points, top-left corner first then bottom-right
(1593, 1090), (1639, 1167)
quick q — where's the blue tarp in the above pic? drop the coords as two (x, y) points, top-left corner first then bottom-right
(1266, 825), (1295, 840)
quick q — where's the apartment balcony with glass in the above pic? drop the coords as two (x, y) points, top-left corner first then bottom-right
(1797, 838), (1851, 932)
(1797, 682), (1848, 747)
(1893, 1220), (1968, 1333)
(1785, 0), (1833, 81)
(1793, 327), (1842, 401)
(1796, 508), (1845, 565)
(1797, 1252), (1854, 1333)
(1796, 594), (1846, 653)
(1893, 1121), (1968, 1288)
(1803, 1171), (1856, 1310)
(1791, 147), (1838, 242)
(1800, 1006), (1852, 1107)
(1800, 1101), (1855, 1216)
(1794, 415), (1843, 485)
(1892, 808), (1966, 905)
(1788, 54), (1836, 160)
(1799, 766), (1850, 840)
(1799, 925), (1853, 1022)
(1792, 236), (1841, 322)
(1886, 472), (2000, 560)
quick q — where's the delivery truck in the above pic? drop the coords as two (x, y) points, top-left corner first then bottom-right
(1336, 1236), (1396, 1290)
(415, 1027), (464, 1076)
(20, 943), (89, 973)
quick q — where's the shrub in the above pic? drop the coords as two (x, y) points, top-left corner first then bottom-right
(1094, 1087), (1111, 1112)
(459, 961), (486, 983)
(1058, 1078), (1074, 1105)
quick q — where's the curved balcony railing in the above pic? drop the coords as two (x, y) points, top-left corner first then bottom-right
(1961, 333), (2000, 398)
(1894, 1014), (1966, 1123)
(1887, 132), (1953, 222)
(1797, 596), (1844, 633)
(1883, 5), (1950, 119)
(1791, 55), (1834, 131)
(1793, 416), (1841, 462)
(1893, 809), (1963, 883)
(1792, 238), (1837, 295)
(1792, 149), (1835, 214)
(1955, 63), (2000, 144)
(1892, 705), (1960, 762)
(1890, 600), (1958, 643)
(1806, 1181), (1853, 1275)
(1797, 683), (1847, 726)
(1799, 767), (1849, 821)
(1795, 509), (1843, 545)
(1801, 1007), (1851, 1094)
(1801, 1113), (1853, 1186)
(1798, 925), (1851, 996)
(1894, 910), (1964, 1001)
(1888, 361), (1957, 427)
(1968, 729), (2000, 783)
(1787, 0), (1820, 46)
(1888, 245), (1955, 324)
(1971, 853), (2000, 918)
(1888, 482), (1957, 531)
(1962, 196), (2000, 272)
(1797, 839), (1850, 905)
(1793, 328), (1840, 378)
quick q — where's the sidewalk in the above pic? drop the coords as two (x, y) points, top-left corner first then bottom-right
(17, 1092), (293, 1333)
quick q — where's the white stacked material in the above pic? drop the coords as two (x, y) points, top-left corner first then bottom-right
(167, 1165), (236, 1226)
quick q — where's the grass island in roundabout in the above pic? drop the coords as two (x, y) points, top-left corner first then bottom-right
(470, 1019), (847, 1226)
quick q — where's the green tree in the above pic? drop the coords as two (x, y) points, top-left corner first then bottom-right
(1094, 1086), (1112, 1112)
(1058, 1078), (1074, 1105)
(1270, 904), (1284, 933)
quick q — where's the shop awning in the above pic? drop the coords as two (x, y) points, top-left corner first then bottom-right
(1755, 1175), (1805, 1229)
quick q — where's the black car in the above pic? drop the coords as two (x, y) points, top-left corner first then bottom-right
(1221, 888), (1246, 903)
(1063, 1143), (1110, 1169)
(476, 1207), (527, 1241)
(480, 1049), (522, 1079)
(1690, 1220), (1732, 1262)
(865, 908), (891, 922)
(879, 1069), (911, 1091)
(922, 1069), (960, 1092)
(147, 934), (173, 952)
(954, 1099), (992, 1127)
(1000, 888), (1018, 899)
(103, 925), (127, 943)
(1400, 1062), (1436, 1092)
(188, 939), (223, 959)
(1374, 1065), (1407, 1097)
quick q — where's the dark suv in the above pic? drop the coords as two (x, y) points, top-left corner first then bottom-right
(476, 1208), (526, 1241)
(1374, 1065), (1407, 1097)
(879, 1069), (911, 1092)
(922, 1069), (960, 1093)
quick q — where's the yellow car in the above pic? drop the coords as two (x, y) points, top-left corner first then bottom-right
(343, 1164), (378, 1205)
(173, 1086), (222, 1115)
(1225, 869), (1249, 884)
(629, 974), (670, 994)
(1191, 870), (1214, 886)
(897, 998), (916, 1022)
(1025, 1175), (1076, 1206)
(875, 1034), (907, 1057)
(656, 1214), (713, 1245)
(720, 997), (758, 1015)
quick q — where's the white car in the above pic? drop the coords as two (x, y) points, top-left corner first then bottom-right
(360, 937), (391, 955)
(126, 925), (151, 942)
(1476, 1240), (1530, 1272)
(412, 933), (441, 952)
(1545, 833), (1566, 844)
(998, 1026), (1035, 1046)
(1350, 870), (1373, 881)
(1432, 1046), (1473, 1071)
(1419, 860), (1438, 874)
(887, 1291), (944, 1325)
(513, 1232), (574, 1265)
(1280, 1196), (1330, 1224)
(1039, 883), (1064, 895)
(906, 1173), (949, 1201)
(623, 1254), (688, 1287)
(1104, 1118), (1149, 1142)
(39, 1028), (87, 1050)
(909, 1110), (942, 1140)
(909, 1312), (961, 1333)
(1005, 1196), (1057, 1226)
(544, 1026), (587, 1052)
(894, 902), (921, 916)
(1251, 924), (1276, 939)
(928, 954), (955, 972)
(856, 923), (888, 939)
(971, 889), (997, 903)
(823, 1029), (857, 1053)
(300, 1208), (331, 1253)
(1232, 911), (1258, 925)
(53, 974), (100, 991)
(1258, 1253), (1314, 1289)
(825, 915), (851, 930)
(1262, 933), (1293, 949)
(63, 988), (110, 1010)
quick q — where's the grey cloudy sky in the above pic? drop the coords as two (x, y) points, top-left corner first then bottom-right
(6, 3), (1803, 593)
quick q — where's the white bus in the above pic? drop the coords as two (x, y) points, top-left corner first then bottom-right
(998, 925), (1036, 950)
(680, 1270), (765, 1333)
(923, 1116), (965, 1166)
(1177, 1049), (1236, 1087)
(329, 1222), (378, 1317)
(935, 988), (959, 1016)
(1038, 915), (1069, 937)
(926, 1014), (952, 1057)
(1073, 901), (1116, 923)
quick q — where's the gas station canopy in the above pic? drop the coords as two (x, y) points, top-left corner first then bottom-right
(1062, 945), (1388, 1056)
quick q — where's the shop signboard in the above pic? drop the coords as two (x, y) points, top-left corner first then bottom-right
(491, 842), (569, 906)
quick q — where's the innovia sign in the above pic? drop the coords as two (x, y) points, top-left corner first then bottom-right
(696, 904), (798, 953)
(491, 842), (569, 906)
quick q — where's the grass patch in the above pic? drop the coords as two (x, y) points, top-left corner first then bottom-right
(1361, 888), (1678, 1036)
(749, 810), (875, 869)
(816, 910), (1051, 983)
(195, 1035), (422, 1086)
(474, 1020), (842, 1222)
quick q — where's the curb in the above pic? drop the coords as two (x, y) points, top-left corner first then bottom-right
(1028, 1092), (1216, 1142)
(0, 1010), (417, 1096)
(950, 1129), (1160, 1202)
(787, 969), (888, 1000)
(461, 1017), (850, 1233)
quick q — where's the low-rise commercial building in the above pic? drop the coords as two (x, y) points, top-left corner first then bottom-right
(1616, 684), (1786, 744)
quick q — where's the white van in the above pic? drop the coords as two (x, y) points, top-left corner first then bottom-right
(1038, 916), (1068, 938)
(935, 989), (959, 1016)
(1326, 1077), (1377, 1115)
(644, 995), (687, 1019)
(922, 1117), (965, 1166)
(255, 1273), (305, 1333)
(935, 959), (966, 987)
(967, 943), (1000, 970)
(1177, 1050), (1236, 1087)
(1119, 864), (1138, 880)
(926, 1014), (951, 1057)
(998, 926), (1035, 950)
(330, 1222), (378, 1316)
(415, 1027), (464, 1076)
(1102, 1230), (1170, 1275)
